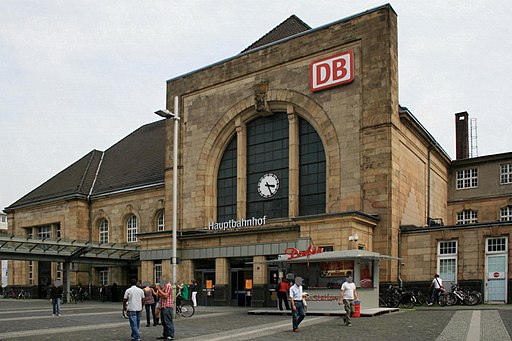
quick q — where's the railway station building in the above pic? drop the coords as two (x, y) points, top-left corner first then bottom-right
(3, 4), (511, 305)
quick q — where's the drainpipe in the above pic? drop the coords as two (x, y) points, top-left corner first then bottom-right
(427, 145), (433, 227)
(398, 228), (403, 288)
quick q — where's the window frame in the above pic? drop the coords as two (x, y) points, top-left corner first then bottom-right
(99, 269), (109, 285)
(437, 240), (458, 283)
(500, 163), (512, 185)
(456, 209), (478, 225)
(99, 219), (109, 244)
(456, 168), (478, 189)
(154, 261), (162, 284)
(38, 225), (51, 239)
(126, 215), (138, 243)
(500, 206), (512, 222)
(486, 237), (508, 254)
(157, 211), (165, 231)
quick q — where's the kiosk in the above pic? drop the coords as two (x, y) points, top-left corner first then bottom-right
(275, 249), (396, 309)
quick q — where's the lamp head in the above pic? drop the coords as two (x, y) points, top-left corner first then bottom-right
(154, 109), (175, 119)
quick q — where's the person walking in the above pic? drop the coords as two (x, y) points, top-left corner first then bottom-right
(123, 278), (145, 341)
(156, 277), (175, 340)
(190, 280), (198, 307)
(338, 272), (359, 327)
(49, 280), (63, 316)
(428, 274), (443, 306)
(289, 276), (306, 332)
(142, 281), (157, 327)
(277, 278), (290, 310)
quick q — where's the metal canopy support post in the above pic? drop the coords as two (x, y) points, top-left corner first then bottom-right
(172, 95), (179, 318)
(65, 261), (71, 303)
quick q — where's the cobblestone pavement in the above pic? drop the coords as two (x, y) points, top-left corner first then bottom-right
(0, 299), (511, 341)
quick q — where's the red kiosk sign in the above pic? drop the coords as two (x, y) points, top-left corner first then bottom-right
(284, 246), (324, 260)
(310, 50), (354, 92)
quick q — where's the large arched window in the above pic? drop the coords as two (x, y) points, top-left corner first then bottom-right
(247, 112), (289, 219)
(299, 117), (326, 215)
(216, 112), (326, 221)
(217, 137), (237, 222)
(127, 215), (138, 242)
(99, 219), (109, 244)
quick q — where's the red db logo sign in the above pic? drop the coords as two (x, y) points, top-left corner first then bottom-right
(310, 51), (354, 92)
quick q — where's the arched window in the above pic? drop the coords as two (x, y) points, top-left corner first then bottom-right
(157, 211), (165, 231)
(298, 117), (326, 215)
(127, 215), (138, 242)
(99, 219), (109, 244)
(217, 137), (237, 222)
(247, 112), (289, 219)
(216, 112), (326, 220)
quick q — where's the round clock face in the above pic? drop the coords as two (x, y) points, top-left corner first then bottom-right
(257, 173), (280, 198)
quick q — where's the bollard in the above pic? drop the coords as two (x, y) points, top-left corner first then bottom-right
(353, 300), (360, 318)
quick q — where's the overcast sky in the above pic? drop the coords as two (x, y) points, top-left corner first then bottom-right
(2, 0), (512, 211)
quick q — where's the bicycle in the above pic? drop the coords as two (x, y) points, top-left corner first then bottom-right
(445, 283), (479, 306)
(176, 299), (195, 317)
(17, 289), (31, 299)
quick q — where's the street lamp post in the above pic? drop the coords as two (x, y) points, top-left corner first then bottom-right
(155, 95), (180, 317)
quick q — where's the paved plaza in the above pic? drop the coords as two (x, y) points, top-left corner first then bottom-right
(0, 299), (511, 341)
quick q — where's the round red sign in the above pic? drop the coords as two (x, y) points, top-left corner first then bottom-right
(493, 272), (500, 278)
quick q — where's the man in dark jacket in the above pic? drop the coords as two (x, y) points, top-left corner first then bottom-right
(49, 280), (63, 316)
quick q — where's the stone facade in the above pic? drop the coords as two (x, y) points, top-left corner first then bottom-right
(4, 4), (510, 306)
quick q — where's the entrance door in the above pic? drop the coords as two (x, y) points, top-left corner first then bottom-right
(230, 268), (253, 306)
(38, 261), (51, 298)
(486, 254), (507, 302)
(485, 237), (508, 303)
(195, 270), (215, 306)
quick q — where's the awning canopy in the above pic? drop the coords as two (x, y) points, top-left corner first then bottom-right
(0, 234), (140, 266)
(274, 250), (399, 263)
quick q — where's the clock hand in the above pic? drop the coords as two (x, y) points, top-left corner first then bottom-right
(265, 182), (275, 194)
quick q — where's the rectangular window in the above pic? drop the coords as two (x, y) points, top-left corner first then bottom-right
(55, 224), (61, 238)
(456, 210), (478, 224)
(99, 269), (109, 285)
(438, 240), (457, 283)
(487, 237), (507, 253)
(38, 225), (51, 239)
(56, 262), (63, 281)
(456, 168), (478, 189)
(500, 206), (512, 221)
(154, 261), (162, 284)
(28, 261), (33, 286)
(439, 240), (457, 255)
(500, 163), (512, 184)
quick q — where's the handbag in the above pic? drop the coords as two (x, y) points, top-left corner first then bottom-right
(435, 278), (445, 293)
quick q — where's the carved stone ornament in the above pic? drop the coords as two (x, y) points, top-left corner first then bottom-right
(254, 82), (272, 116)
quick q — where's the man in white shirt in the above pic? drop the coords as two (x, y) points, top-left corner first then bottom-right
(123, 278), (145, 341)
(338, 272), (359, 327)
(289, 276), (306, 332)
(428, 274), (443, 306)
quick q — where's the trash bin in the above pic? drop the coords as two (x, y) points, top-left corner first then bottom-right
(353, 300), (360, 318)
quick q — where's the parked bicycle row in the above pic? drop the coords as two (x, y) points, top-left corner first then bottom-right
(2, 285), (90, 302)
(379, 283), (483, 308)
(1, 287), (31, 299)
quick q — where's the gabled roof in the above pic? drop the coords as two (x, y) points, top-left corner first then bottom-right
(6, 120), (166, 210)
(241, 15), (311, 53)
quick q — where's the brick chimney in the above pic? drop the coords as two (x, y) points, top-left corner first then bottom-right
(455, 111), (469, 160)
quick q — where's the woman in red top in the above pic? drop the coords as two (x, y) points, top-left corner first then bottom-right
(277, 278), (291, 310)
